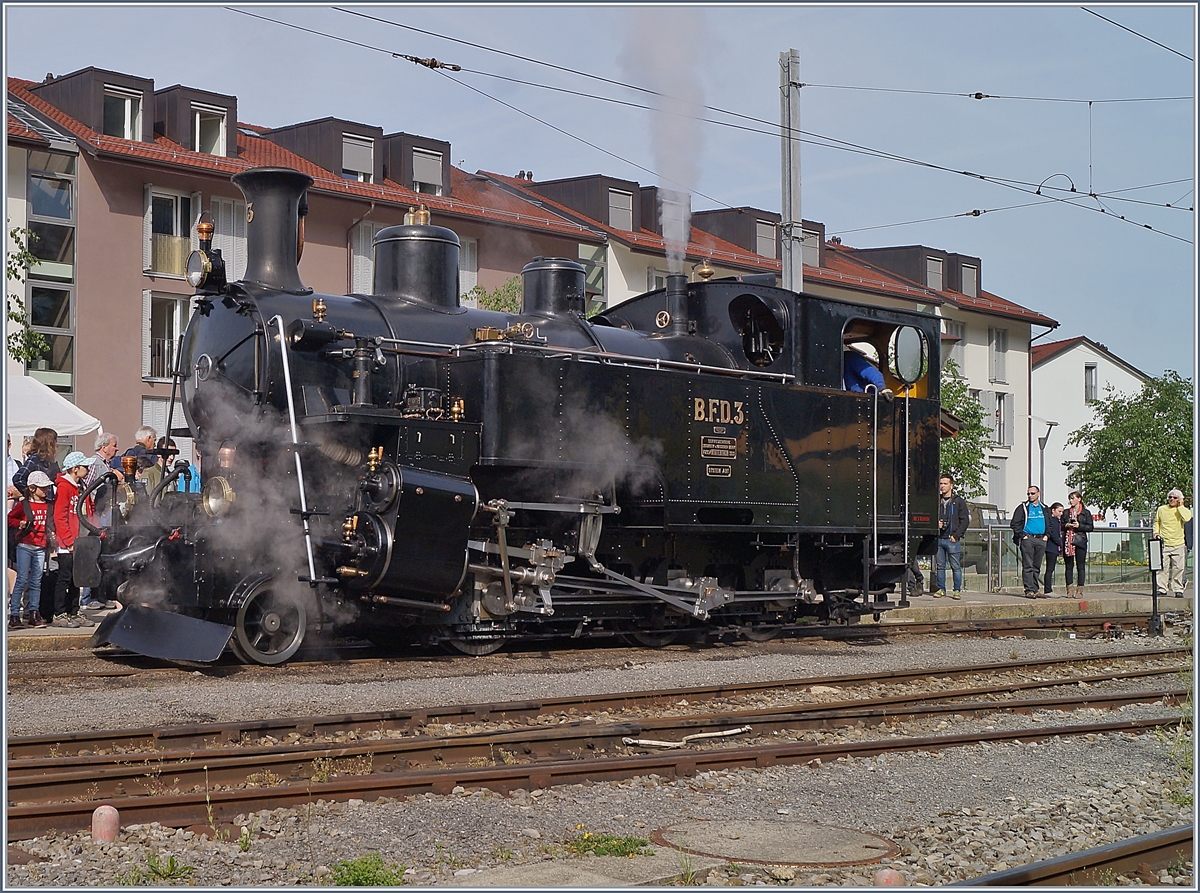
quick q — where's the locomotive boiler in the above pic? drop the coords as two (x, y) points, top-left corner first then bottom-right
(81, 166), (941, 665)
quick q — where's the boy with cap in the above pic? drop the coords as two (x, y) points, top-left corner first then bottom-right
(7, 470), (53, 629)
(50, 452), (98, 628)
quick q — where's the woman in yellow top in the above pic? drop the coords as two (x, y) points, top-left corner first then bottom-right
(1153, 489), (1192, 598)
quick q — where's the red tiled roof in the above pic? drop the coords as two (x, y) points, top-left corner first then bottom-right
(7, 78), (602, 242)
(1031, 336), (1086, 366)
(483, 171), (777, 271)
(831, 242), (1057, 326)
(7, 114), (47, 144)
(1031, 335), (1148, 379)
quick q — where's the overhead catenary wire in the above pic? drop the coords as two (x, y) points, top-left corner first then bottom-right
(229, 7), (1192, 243)
(1082, 7), (1194, 62)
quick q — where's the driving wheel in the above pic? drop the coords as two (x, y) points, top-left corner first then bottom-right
(229, 577), (306, 665)
(442, 637), (506, 656)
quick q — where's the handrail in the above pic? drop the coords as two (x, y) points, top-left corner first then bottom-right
(270, 314), (318, 586)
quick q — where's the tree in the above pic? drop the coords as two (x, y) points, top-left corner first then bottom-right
(1065, 370), (1193, 514)
(938, 359), (996, 500)
(6, 223), (50, 365)
(465, 275), (521, 313)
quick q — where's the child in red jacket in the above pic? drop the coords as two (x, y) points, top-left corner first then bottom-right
(7, 470), (53, 629)
(50, 451), (97, 628)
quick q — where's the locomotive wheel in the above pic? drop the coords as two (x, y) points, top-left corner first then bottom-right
(229, 579), (306, 665)
(443, 637), (506, 656)
(622, 630), (680, 648)
(741, 625), (783, 642)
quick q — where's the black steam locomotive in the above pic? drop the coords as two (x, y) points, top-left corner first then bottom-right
(81, 167), (940, 665)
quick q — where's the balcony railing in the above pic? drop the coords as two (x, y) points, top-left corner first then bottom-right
(151, 234), (188, 276)
(149, 337), (175, 379)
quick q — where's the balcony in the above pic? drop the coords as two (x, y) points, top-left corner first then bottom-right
(149, 337), (175, 379)
(151, 234), (188, 276)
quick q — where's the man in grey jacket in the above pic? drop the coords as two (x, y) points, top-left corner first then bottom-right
(934, 474), (970, 598)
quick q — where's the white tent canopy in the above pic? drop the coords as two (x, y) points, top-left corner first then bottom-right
(5, 374), (101, 439)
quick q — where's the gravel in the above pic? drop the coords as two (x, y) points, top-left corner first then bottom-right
(6, 628), (1195, 887)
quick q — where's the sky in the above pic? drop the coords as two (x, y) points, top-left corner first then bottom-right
(4, 2), (1196, 377)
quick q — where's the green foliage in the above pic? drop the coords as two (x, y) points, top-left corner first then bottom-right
(1065, 371), (1194, 514)
(6, 223), (50, 365)
(565, 828), (652, 857)
(938, 359), (996, 500)
(330, 851), (407, 886)
(466, 275), (522, 313)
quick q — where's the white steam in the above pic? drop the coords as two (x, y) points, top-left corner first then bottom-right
(618, 7), (708, 273)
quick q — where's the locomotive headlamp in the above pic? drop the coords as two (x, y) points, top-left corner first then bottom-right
(186, 250), (212, 288)
(218, 443), (236, 469)
(201, 476), (236, 517)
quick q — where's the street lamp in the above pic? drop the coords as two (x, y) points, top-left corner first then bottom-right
(1037, 420), (1059, 497)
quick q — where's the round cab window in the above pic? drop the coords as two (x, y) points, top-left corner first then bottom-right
(888, 326), (927, 385)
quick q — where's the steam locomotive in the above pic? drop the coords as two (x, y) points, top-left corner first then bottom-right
(80, 167), (941, 665)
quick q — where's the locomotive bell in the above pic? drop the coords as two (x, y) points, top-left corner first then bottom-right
(231, 167), (314, 293)
(521, 257), (587, 317)
(373, 221), (461, 309)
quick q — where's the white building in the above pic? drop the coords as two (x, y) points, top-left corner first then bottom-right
(1031, 336), (1149, 526)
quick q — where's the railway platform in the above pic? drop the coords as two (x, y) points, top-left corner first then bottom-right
(3, 586), (1190, 653)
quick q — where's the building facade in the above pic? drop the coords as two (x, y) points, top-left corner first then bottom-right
(1031, 336), (1149, 526)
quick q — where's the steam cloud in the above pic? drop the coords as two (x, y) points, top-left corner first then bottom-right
(618, 7), (708, 273)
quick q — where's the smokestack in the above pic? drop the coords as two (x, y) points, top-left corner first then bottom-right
(665, 273), (689, 335)
(231, 167), (313, 293)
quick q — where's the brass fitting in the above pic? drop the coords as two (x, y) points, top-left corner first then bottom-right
(450, 396), (465, 421)
(341, 515), (358, 541)
(367, 446), (382, 472)
(336, 566), (368, 578)
(312, 297), (327, 323)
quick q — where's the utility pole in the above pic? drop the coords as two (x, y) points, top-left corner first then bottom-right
(779, 48), (802, 293)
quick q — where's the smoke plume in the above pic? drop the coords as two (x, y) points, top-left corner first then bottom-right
(618, 7), (708, 273)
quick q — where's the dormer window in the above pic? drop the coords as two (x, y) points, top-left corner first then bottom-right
(192, 103), (226, 155)
(926, 256), (943, 291)
(961, 263), (978, 297)
(801, 229), (820, 267)
(103, 86), (141, 140)
(412, 148), (443, 195)
(756, 221), (776, 258)
(609, 189), (633, 230)
(342, 133), (374, 183)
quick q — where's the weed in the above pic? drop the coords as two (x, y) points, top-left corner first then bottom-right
(565, 826), (652, 858)
(311, 758), (334, 783)
(246, 769), (285, 787)
(112, 864), (147, 885)
(433, 841), (465, 869)
(331, 851), (407, 885)
(145, 852), (195, 881)
(203, 767), (230, 842)
(676, 850), (701, 885)
(1090, 867), (1120, 886)
(238, 818), (260, 852)
(493, 846), (513, 862)
(1155, 668), (1194, 806)
(1009, 648), (1019, 660)
(47, 743), (61, 759)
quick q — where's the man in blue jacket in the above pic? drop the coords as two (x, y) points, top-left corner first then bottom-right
(934, 474), (970, 598)
(1011, 485), (1050, 598)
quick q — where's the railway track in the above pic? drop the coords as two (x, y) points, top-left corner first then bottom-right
(3, 612), (1162, 682)
(957, 824), (1194, 886)
(7, 650), (1189, 841)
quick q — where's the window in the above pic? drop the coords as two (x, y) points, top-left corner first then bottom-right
(756, 221), (776, 258)
(988, 326), (1008, 383)
(30, 285), (70, 329)
(459, 237), (478, 302)
(578, 244), (605, 307)
(412, 148), (443, 195)
(1084, 363), (1098, 402)
(961, 263), (978, 297)
(144, 187), (200, 276)
(28, 174), (72, 219)
(342, 134), (374, 183)
(943, 319), (965, 371)
(102, 86), (141, 140)
(608, 189), (633, 230)
(27, 150), (75, 176)
(987, 456), (1007, 508)
(350, 221), (387, 294)
(26, 222), (74, 281)
(800, 229), (820, 267)
(143, 291), (188, 380)
(648, 268), (668, 291)
(142, 397), (193, 463)
(27, 333), (74, 393)
(192, 103), (226, 155)
(26, 286), (73, 393)
(995, 392), (1014, 447)
(926, 256), (943, 291)
(211, 197), (247, 282)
